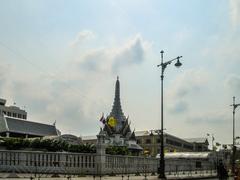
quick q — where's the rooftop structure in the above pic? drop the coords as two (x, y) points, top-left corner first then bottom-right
(0, 98), (27, 120)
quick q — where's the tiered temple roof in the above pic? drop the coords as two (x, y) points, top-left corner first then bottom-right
(102, 77), (136, 140)
(0, 115), (59, 137)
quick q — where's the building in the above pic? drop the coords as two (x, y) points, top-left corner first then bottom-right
(135, 130), (194, 156)
(0, 98), (60, 138)
(96, 77), (142, 154)
(184, 138), (209, 152)
(83, 130), (209, 157)
(82, 135), (97, 144)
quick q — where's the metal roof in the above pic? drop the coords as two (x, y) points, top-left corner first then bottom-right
(184, 138), (208, 144)
(134, 130), (192, 145)
(128, 143), (143, 150)
(0, 115), (58, 137)
(81, 135), (97, 140)
(156, 152), (212, 159)
(135, 130), (168, 137)
(135, 130), (151, 136)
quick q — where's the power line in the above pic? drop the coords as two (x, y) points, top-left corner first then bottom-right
(0, 40), (107, 109)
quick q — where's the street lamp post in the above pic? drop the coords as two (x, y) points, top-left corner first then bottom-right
(230, 96), (240, 176)
(157, 50), (183, 179)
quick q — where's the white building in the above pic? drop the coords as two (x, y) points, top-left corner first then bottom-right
(0, 98), (27, 120)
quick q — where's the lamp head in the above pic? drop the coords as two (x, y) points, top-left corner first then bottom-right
(175, 58), (182, 68)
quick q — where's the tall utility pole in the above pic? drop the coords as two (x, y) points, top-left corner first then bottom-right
(230, 96), (240, 176)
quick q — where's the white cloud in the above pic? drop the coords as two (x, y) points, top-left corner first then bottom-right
(169, 100), (188, 114)
(166, 69), (211, 117)
(167, 69), (210, 100)
(72, 34), (150, 74)
(70, 30), (95, 47)
(186, 110), (229, 125)
(112, 35), (149, 72)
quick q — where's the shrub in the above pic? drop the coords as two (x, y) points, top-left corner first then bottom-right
(106, 146), (129, 155)
(0, 137), (96, 153)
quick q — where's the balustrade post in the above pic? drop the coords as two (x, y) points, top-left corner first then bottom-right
(96, 128), (107, 176)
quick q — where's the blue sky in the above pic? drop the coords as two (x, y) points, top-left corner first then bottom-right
(0, 0), (240, 147)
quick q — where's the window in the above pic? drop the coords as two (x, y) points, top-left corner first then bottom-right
(157, 138), (161, 143)
(7, 112), (11, 116)
(145, 139), (151, 144)
(196, 161), (202, 168)
(13, 113), (16, 117)
(137, 139), (141, 144)
(183, 144), (193, 150)
(23, 115), (26, 119)
(18, 114), (22, 118)
(166, 139), (182, 147)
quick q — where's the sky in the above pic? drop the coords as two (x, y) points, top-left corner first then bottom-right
(0, 0), (240, 147)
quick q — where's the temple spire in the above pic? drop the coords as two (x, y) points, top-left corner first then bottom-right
(110, 77), (125, 130)
(115, 76), (120, 102)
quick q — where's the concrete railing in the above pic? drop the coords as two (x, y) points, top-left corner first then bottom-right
(0, 149), (216, 176)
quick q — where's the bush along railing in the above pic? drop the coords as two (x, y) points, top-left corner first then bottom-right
(0, 137), (96, 153)
(106, 146), (129, 155)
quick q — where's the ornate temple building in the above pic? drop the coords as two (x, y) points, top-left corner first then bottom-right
(98, 77), (142, 154)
